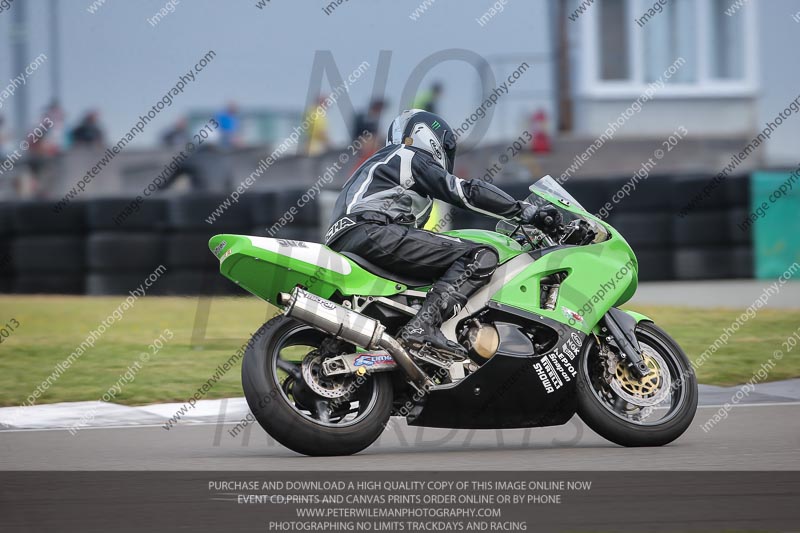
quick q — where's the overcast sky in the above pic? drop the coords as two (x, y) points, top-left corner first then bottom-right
(0, 0), (553, 146)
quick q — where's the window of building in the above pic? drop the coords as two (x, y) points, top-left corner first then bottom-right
(582, 0), (757, 96)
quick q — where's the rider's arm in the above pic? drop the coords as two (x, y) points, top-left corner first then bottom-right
(410, 155), (531, 220)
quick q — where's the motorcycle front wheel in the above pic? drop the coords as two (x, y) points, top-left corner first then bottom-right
(242, 316), (393, 456)
(577, 321), (698, 447)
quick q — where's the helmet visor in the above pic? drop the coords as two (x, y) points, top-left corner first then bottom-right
(442, 131), (456, 173)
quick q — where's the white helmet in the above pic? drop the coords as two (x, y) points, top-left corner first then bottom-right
(387, 109), (457, 172)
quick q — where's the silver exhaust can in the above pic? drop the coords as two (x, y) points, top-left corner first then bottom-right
(279, 287), (434, 391)
(281, 288), (385, 350)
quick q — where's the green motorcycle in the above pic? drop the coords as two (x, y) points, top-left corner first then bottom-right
(210, 176), (697, 456)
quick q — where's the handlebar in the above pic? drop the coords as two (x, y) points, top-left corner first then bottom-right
(541, 233), (558, 247)
(512, 223), (559, 250)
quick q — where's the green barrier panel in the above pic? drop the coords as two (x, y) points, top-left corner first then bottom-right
(751, 170), (800, 279)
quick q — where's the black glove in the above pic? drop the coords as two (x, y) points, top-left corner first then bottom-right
(528, 204), (563, 234)
(519, 204), (538, 225)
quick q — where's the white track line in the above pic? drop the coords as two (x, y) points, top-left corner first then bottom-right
(698, 401), (800, 409)
(1, 402), (799, 433)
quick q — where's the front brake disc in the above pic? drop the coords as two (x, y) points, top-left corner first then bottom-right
(608, 345), (672, 408)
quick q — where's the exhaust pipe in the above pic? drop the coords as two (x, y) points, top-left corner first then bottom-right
(280, 288), (434, 391)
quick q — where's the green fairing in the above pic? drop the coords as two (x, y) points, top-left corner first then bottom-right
(208, 181), (651, 332)
(589, 310), (653, 335)
(490, 238), (638, 334)
(208, 234), (404, 304)
(442, 229), (523, 264)
(482, 185), (647, 334)
(620, 310), (653, 324)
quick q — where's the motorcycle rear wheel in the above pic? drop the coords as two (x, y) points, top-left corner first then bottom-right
(242, 316), (393, 456)
(577, 322), (698, 447)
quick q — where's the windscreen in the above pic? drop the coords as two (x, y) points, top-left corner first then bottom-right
(526, 175), (586, 211)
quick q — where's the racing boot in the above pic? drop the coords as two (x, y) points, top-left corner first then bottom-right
(397, 248), (498, 358)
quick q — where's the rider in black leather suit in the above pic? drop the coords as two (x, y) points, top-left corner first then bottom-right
(325, 109), (559, 355)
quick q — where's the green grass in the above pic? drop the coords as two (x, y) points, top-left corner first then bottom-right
(629, 305), (800, 386)
(0, 295), (797, 407)
(0, 295), (274, 407)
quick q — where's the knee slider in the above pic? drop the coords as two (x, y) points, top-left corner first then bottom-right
(468, 247), (499, 279)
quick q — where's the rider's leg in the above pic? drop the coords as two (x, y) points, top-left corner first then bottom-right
(329, 222), (499, 354)
(397, 247), (498, 354)
(329, 223), (474, 280)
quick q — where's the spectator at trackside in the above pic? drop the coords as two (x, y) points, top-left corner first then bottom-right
(412, 81), (443, 114)
(31, 103), (64, 157)
(215, 102), (242, 149)
(70, 110), (105, 149)
(159, 129), (232, 192)
(42, 100), (66, 153)
(162, 117), (190, 148)
(351, 98), (386, 167)
(26, 106), (63, 196)
(303, 95), (331, 156)
(352, 98), (385, 142)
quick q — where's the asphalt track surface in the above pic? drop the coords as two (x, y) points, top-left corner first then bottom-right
(630, 279), (800, 309)
(2, 402), (798, 470)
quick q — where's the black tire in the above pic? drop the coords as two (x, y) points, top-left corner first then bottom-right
(670, 174), (728, 211)
(249, 191), (280, 227)
(731, 246), (754, 279)
(0, 207), (12, 277)
(87, 232), (164, 272)
(602, 175), (674, 213)
(13, 200), (86, 234)
(12, 236), (86, 273)
(626, 175), (674, 211)
(577, 322), (698, 447)
(0, 203), (13, 235)
(727, 208), (752, 245)
(275, 190), (320, 226)
(673, 210), (731, 247)
(86, 197), (168, 231)
(165, 231), (219, 269)
(674, 247), (734, 280)
(724, 174), (750, 208)
(1, 240), (14, 277)
(634, 248), (675, 281)
(568, 179), (614, 215)
(611, 212), (672, 247)
(242, 316), (393, 456)
(168, 193), (250, 231)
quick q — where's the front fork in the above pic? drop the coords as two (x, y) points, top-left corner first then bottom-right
(596, 308), (651, 379)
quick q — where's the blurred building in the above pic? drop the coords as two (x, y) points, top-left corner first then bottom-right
(557, 0), (795, 167)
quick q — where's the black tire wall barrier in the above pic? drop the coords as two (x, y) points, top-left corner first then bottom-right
(0, 175), (753, 295)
